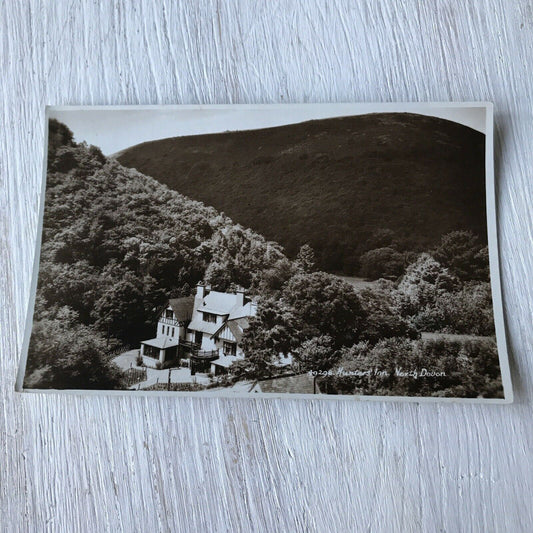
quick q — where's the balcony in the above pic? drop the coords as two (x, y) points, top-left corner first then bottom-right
(190, 350), (219, 361)
(179, 340), (218, 360)
(180, 339), (200, 351)
(159, 317), (180, 327)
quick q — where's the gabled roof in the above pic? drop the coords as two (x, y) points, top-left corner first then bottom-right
(190, 289), (257, 339)
(226, 317), (250, 343)
(211, 316), (250, 342)
(228, 302), (256, 320)
(168, 296), (195, 321)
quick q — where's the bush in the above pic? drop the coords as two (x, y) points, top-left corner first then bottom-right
(293, 335), (340, 372)
(433, 230), (489, 282)
(402, 281), (494, 335)
(283, 271), (365, 347)
(320, 336), (503, 398)
(394, 253), (460, 330)
(358, 285), (419, 344)
(24, 316), (125, 390)
(359, 247), (406, 280)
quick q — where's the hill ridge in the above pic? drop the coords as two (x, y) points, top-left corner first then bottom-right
(117, 112), (486, 274)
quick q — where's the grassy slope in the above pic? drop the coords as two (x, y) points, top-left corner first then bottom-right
(117, 113), (486, 274)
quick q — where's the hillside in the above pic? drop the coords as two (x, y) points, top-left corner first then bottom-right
(117, 113), (487, 274)
(26, 120), (301, 389)
(29, 120), (289, 351)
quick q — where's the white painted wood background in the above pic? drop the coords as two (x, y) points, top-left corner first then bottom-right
(1, 1), (532, 531)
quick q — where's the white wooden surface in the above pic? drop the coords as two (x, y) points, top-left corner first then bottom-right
(1, 1), (532, 531)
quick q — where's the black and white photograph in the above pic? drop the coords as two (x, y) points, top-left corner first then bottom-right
(17, 103), (511, 401)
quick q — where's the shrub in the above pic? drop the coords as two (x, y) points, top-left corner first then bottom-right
(358, 286), (419, 344)
(359, 247), (406, 280)
(24, 316), (125, 390)
(433, 230), (489, 282)
(283, 271), (365, 347)
(293, 335), (340, 372)
(394, 254), (460, 329)
(320, 336), (503, 398)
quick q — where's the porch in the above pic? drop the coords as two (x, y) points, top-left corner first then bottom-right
(140, 337), (179, 364)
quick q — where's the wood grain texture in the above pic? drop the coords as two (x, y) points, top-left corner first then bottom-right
(1, 1), (532, 531)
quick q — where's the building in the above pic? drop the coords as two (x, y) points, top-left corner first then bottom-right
(139, 295), (195, 364)
(139, 283), (257, 373)
(186, 283), (257, 374)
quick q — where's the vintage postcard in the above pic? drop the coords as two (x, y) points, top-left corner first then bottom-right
(16, 103), (512, 402)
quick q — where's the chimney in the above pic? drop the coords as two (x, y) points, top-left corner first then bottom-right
(196, 282), (205, 299)
(236, 288), (245, 307)
(250, 301), (258, 317)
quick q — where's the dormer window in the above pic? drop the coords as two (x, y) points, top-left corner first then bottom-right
(202, 312), (217, 323)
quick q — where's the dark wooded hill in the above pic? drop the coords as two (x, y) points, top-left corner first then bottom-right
(117, 113), (486, 274)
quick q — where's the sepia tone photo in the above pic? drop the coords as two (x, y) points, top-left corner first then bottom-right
(17, 103), (511, 401)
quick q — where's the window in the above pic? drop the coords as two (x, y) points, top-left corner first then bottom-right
(171, 327), (175, 337)
(144, 344), (159, 359)
(167, 326), (170, 335)
(165, 309), (173, 319)
(161, 325), (165, 334)
(202, 312), (217, 323)
(223, 342), (237, 356)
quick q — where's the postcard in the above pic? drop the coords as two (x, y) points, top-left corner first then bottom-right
(16, 103), (512, 402)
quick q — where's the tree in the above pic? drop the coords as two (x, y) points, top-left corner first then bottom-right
(47, 119), (74, 161)
(283, 272), (365, 347)
(241, 298), (303, 358)
(433, 230), (489, 281)
(93, 270), (149, 343)
(363, 228), (397, 250)
(24, 314), (125, 390)
(295, 244), (316, 273)
(394, 254), (460, 332)
(293, 335), (340, 372)
(252, 258), (296, 296)
(431, 281), (495, 335)
(359, 247), (406, 280)
(230, 298), (304, 381)
(358, 285), (419, 344)
(204, 258), (233, 291)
